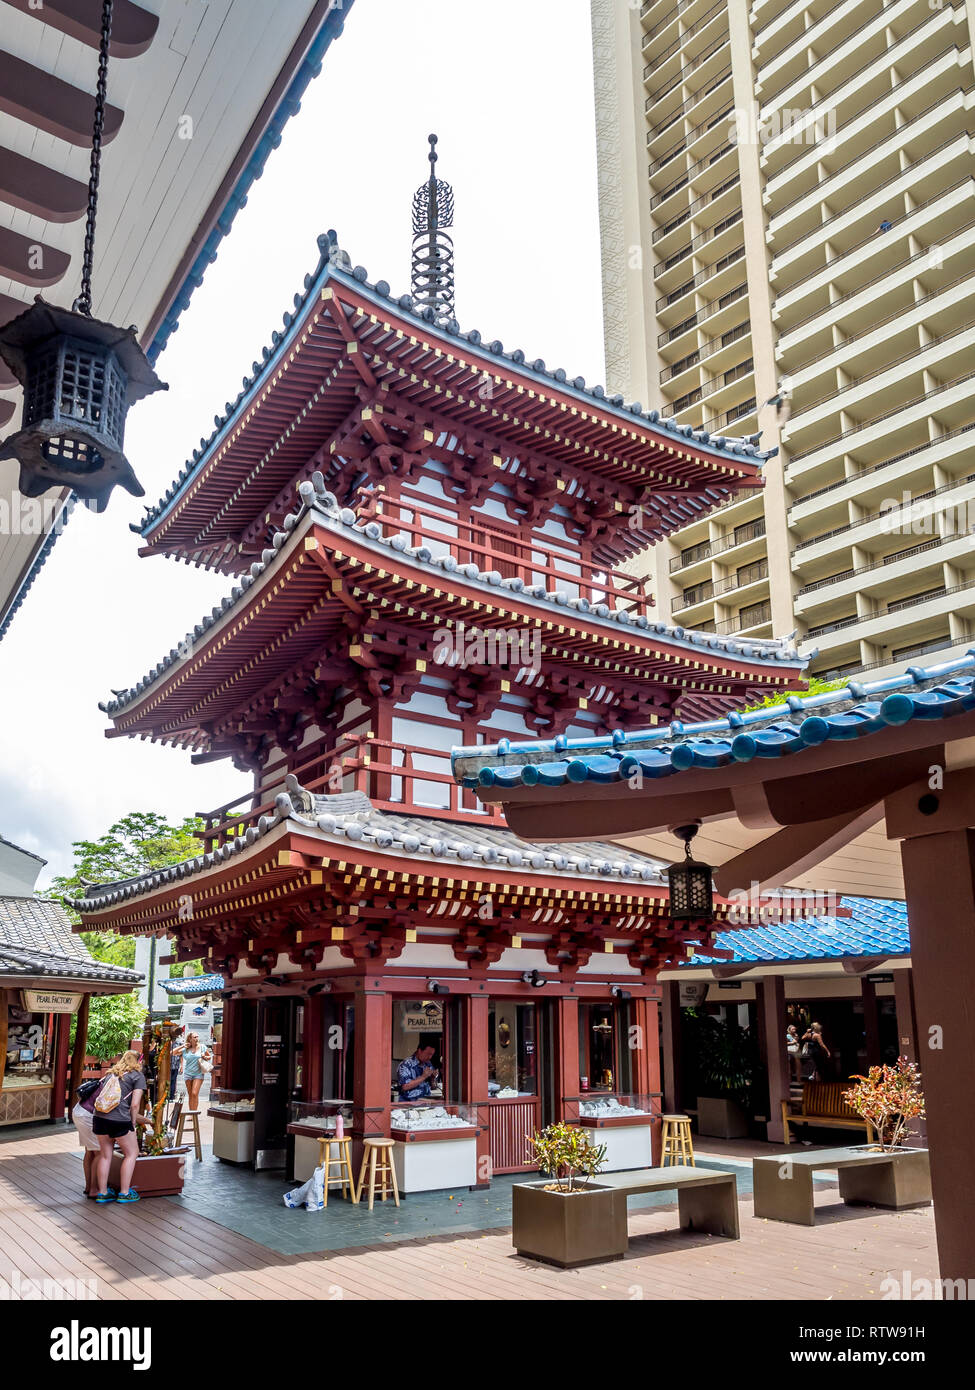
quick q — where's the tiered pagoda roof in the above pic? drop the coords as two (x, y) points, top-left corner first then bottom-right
(134, 234), (775, 572)
(102, 476), (805, 741)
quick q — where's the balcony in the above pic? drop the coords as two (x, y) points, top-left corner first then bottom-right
(356, 495), (654, 616)
(788, 368), (975, 467)
(198, 733), (506, 844)
(660, 321), (751, 384)
(645, 34), (729, 109)
(670, 519), (767, 572)
(657, 281), (747, 348)
(817, 636), (958, 681)
(792, 469), (975, 557)
(705, 602), (773, 636)
(672, 560), (770, 612)
(655, 244), (745, 313)
(787, 422), (975, 519)
(795, 536), (956, 598)
(642, 1), (726, 80)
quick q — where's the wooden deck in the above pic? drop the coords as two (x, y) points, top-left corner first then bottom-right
(0, 1125), (939, 1301)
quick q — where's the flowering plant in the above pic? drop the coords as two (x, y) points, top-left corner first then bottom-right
(843, 1057), (925, 1151)
(528, 1121), (607, 1193)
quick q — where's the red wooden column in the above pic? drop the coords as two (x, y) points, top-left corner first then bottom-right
(633, 993), (663, 1164)
(69, 994), (91, 1108)
(887, 771), (975, 1281)
(220, 995), (238, 1090)
(555, 996), (579, 1121)
(661, 980), (684, 1114)
(303, 994), (325, 1102)
(860, 976), (881, 1065)
(762, 975), (791, 1143)
(352, 984), (391, 1169)
(462, 995), (491, 1187)
(894, 967), (920, 1064)
(50, 1010), (71, 1121)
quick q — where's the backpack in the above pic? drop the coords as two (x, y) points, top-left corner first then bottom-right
(76, 1078), (100, 1102)
(95, 1073), (122, 1112)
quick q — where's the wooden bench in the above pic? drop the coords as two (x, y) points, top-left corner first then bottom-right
(781, 1082), (875, 1145)
(753, 1145), (931, 1226)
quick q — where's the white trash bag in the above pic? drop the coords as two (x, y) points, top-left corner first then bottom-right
(283, 1163), (326, 1211)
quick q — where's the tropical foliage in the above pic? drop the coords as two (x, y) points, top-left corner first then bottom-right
(843, 1057), (925, 1152)
(528, 1121), (607, 1193)
(50, 814), (206, 1061)
(686, 1009), (757, 1103)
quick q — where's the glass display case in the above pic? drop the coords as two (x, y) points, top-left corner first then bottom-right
(389, 1101), (476, 1139)
(287, 1099), (354, 1182)
(571, 1093), (657, 1172)
(208, 1088), (255, 1117)
(287, 1098), (353, 1134)
(388, 1102), (478, 1193)
(576, 1094), (656, 1126)
(207, 1088), (255, 1164)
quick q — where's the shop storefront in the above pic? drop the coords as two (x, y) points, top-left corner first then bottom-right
(0, 895), (143, 1127)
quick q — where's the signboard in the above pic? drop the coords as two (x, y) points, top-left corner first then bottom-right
(23, 990), (82, 1014)
(679, 982), (708, 1007)
(179, 998), (214, 1043)
(402, 1001), (443, 1032)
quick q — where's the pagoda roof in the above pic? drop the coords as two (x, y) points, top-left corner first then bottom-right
(101, 475), (805, 738)
(74, 780), (672, 919)
(453, 653), (975, 792)
(136, 235), (774, 567)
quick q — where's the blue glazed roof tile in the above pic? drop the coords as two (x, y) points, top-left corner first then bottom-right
(453, 657), (975, 789)
(688, 897), (909, 965)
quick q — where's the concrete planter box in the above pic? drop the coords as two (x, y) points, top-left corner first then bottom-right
(512, 1181), (626, 1268)
(108, 1151), (186, 1197)
(697, 1095), (749, 1140)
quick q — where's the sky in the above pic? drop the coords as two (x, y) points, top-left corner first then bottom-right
(0, 0), (604, 884)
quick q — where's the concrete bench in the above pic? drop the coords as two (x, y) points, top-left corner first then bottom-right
(753, 1145), (931, 1226)
(598, 1164), (740, 1241)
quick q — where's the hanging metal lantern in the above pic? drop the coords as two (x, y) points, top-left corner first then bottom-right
(0, 0), (165, 512)
(0, 300), (164, 511)
(667, 822), (714, 921)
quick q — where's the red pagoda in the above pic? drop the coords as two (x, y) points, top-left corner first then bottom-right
(78, 147), (805, 1186)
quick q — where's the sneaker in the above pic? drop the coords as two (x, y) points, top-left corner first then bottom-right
(94, 1191), (116, 1203)
(87, 1186), (116, 1200)
(116, 1189), (141, 1204)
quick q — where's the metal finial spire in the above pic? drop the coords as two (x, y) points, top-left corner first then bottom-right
(411, 133), (455, 324)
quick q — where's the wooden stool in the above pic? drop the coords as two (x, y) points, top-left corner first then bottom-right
(174, 1108), (203, 1161)
(317, 1135), (358, 1205)
(661, 1114), (694, 1167)
(355, 1138), (400, 1210)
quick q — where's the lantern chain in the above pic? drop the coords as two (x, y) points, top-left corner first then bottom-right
(74, 0), (114, 317)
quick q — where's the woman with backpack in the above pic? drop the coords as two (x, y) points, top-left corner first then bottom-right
(92, 1050), (153, 1205)
(71, 1072), (109, 1199)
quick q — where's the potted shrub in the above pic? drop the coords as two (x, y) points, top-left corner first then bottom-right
(843, 1057), (926, 1152)
(512, 1122), (625, 1268)
(692, 1013), (756, 1139)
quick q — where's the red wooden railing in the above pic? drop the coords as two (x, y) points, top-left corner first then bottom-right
(357, 492), (653, 617)
(486, 1097), (541, 1173)
(199, 734), (506, 848)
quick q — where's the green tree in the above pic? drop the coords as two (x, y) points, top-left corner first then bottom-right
(46, 813), (206, 1061)
(742, 675), (846, 714)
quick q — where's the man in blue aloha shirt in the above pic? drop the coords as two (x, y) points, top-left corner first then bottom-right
(396, 1043), (438, 1101)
